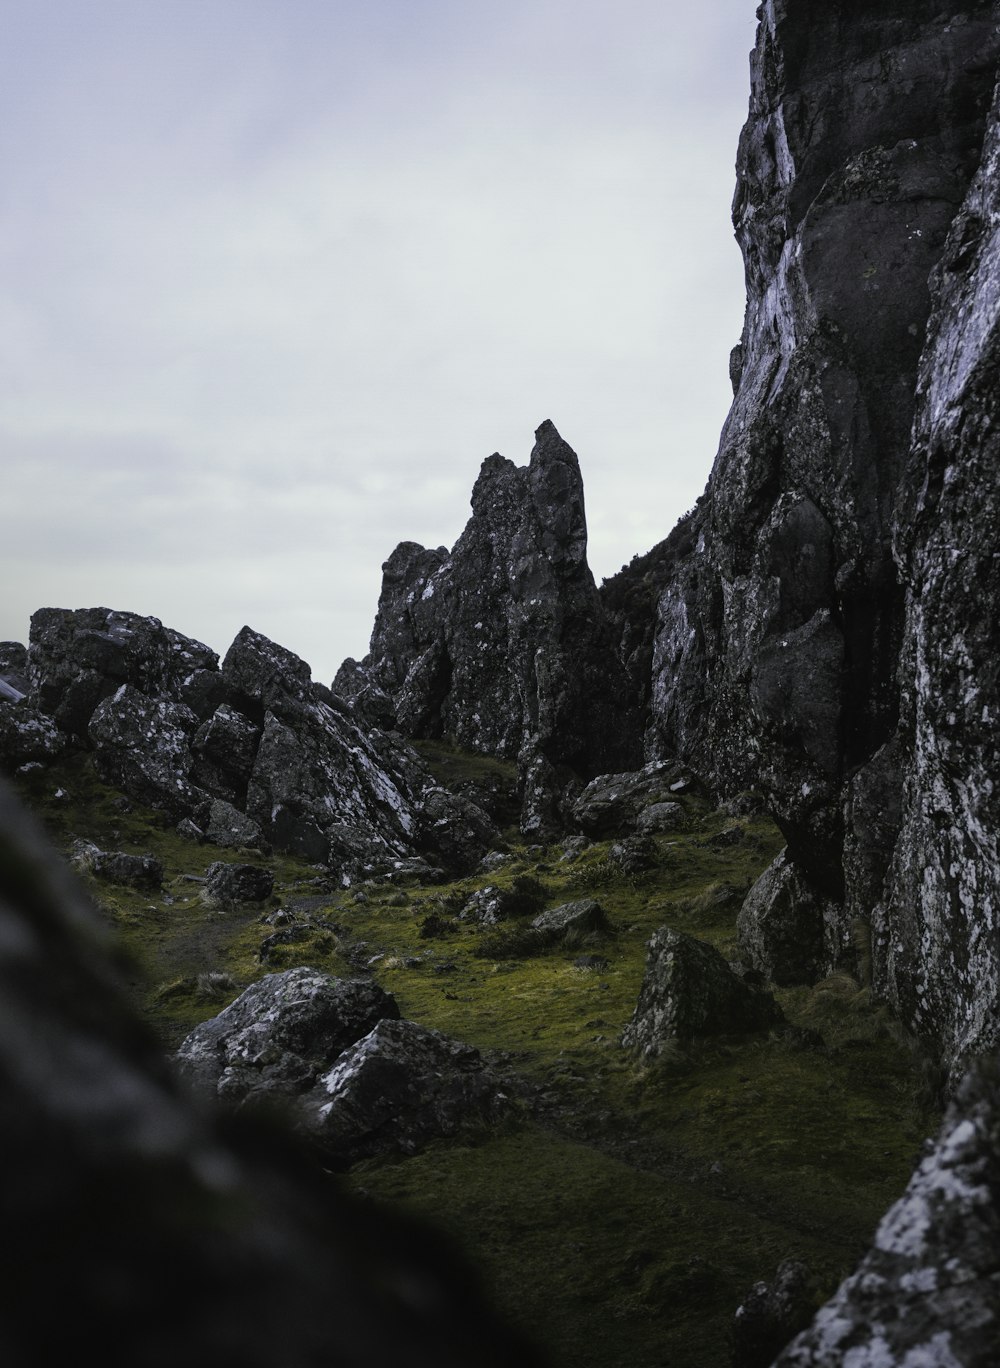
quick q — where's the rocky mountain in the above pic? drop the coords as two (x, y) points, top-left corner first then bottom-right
(3, 606), (499, 882)
(337, 419), (642, 834)
(2, 1), (1000, 1364)
(635, 0), (1000, 1079)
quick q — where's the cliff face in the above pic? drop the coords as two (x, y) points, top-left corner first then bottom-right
(643, 0), (1000, 1068)
(348, 420), (641, 832)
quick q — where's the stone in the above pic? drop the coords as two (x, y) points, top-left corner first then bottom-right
(635, 801), (684, 835)
(530, 899), (609, 940)
(204, 799), (267, 852)
(190, 703), (261, 802)
(572, 761), (691, 837)
(301, 1017), (512, 1163)
(607, 834), (659, 876)
(415, 787), (499, 875)
(72, 841), (164, 892)
(737, 850), (839, 986)
(0, 702), (66, 771)
(28, 606), (219, 737)
(176, 967), (398, 1106)
(0, 777), (538, 1366)
(202, 861), (274, 907)
(87, 684), (207, 818)
(732, 1259), (814, 1368)
(621, 928), (784, 1058)
(774, 1056), (1000, 1366)
(355, 421), (642, 831)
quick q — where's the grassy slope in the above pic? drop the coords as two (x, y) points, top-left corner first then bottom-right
(15, 748), (939, 1368)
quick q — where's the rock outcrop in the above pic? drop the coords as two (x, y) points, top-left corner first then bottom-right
(621, 928), (783, 1057)
(349, 421), (642, 832)
(632, 0), (1000, 1068)
(7, 607), (499, 883)
(774, 1055), (1000, 1366)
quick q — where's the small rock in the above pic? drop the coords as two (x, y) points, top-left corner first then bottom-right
(203, 862), (274, 907)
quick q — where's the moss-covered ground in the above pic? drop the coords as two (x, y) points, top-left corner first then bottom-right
(15, 749), (940, 1368)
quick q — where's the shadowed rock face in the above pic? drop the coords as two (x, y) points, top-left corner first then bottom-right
(354, 421), (642, 832)
(774, 1055), (1000, 1366)
(636, 0), (1000, 1064)
(7, 610), (498, 883)
(0, 778), (541, 1368)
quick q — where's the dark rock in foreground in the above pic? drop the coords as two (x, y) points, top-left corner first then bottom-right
(621, 928), (783, 1057)
(178, 968), (508, 1162)
(774, 1057), (1000, 1366)
(0, 776), (541, 1367)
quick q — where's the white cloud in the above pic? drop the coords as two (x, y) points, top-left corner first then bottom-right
(0, 0), (756, 683)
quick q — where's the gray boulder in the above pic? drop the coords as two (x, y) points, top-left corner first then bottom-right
(204, 799), (267, 852)
(774, 1056), (1000, 1366)
(572, 760), (692, 837)
(302, 1017), (511, 1163)
(176, 967), (398, 1106)
(28, 606), (219, 736)
(0, 702), (66, 771)
(190, 703), (261, 803)
(530, 899), (609, 940)
(737, 850), (839, 986)
(621, 928), (783, 1058)
(202, 862), (274, 907)
(72, 840), (164, 891)
(88, 685), (207, 818)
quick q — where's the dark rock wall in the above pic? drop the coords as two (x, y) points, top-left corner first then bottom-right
(881, 77), (1000, 1066)
(359, 420), (641, 829)
(644, 0), (1000, 1060)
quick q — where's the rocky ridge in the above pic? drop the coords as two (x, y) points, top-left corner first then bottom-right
(339, 419), (641, 834)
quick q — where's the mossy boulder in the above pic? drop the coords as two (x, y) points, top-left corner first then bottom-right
(622, 928), (783, 1057)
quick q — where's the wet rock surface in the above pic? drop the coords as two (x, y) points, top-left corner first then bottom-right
(301, 1017), (512, 1163)
(202, 861), (275, 907)
(775, 1056), (1000, 1367)
(632, 1), (1000, 1063)
(354, 421), (642, 831)
(176, 968), (398, 1106)
(621, 928), (784, 1057)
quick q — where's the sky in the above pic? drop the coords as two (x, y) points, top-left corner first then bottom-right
(1, 0), (758, 686)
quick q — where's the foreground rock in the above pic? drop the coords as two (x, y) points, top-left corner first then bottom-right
(0, 776), (541, 1367)
(774, 1056), (1000, 1366)
(202, 861), (274, 908)
(737, 850), (837, 987)
(621, 928), (783, 1057)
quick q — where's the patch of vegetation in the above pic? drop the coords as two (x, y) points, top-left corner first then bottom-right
(15, 749), (941, 1368)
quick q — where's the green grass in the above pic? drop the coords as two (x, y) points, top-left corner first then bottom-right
(15, 749), (939, 1368)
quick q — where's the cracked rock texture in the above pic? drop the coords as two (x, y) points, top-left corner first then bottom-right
(774, 1056), (1000, 1366)
(11, 608), (497, 882)
(351, 420), (641, 833)
(626, 0), (1000, 1068)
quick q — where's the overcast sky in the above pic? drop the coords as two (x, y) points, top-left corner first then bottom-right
(1, 0), (757, 686)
